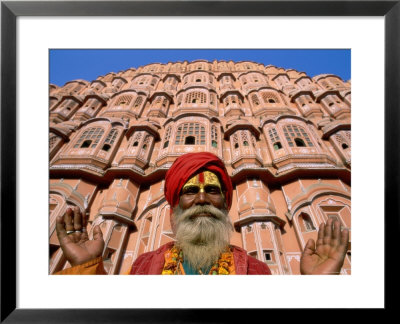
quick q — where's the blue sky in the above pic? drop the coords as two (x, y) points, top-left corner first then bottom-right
(50, 49), (351, 87)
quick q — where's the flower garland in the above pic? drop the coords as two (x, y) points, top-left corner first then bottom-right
(161, 245), (234, 275)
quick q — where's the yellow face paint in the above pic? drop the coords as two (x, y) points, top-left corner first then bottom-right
(182, 171), (222, 194)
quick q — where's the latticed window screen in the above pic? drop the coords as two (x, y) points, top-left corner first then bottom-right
(104, 129), (118, 145)
(141, 135), (151, 151)
(241, 131), (250, 146)
(163, 127), (171, 148)
(261, 92), (279, 104)
(211, 125), (218, 147)
(134, 96), (143, 108)
(283, 125), (313, 147)
(210, 93), (216, 106)
(136, 77), (147, 85)
(343, 131), (351, 142)
(177, 94), (183, 106)
(74, 127), (104, 148)
(185, 92), (207, 104)
(321, 80), (331, 88)
(232, 133), (239, 149)
(175, 123), (206, 145)
(49, 134), (58, 149)
(132, 132), (142, 147)
(268, 128), (280, 143)
(115, 95), (132, 106)
(251, 94), (260, 106)
(268, 128), (282, 150)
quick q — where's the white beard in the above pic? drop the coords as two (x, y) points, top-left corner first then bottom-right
(172, 204), (233, 271)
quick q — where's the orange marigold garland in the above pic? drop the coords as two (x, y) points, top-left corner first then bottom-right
(161, 245), (183, 275)
(162, 245), (234, 275)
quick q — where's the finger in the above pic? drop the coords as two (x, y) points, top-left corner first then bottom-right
(323, 218), (334, 245)
(73, 206), (82, 231)
(338, 228), (350, 254)
(64, 208), (74, 232)
(92, 225), (104, 242)
(55, 215), (69, 243)
(331, 220), (341, 246)
(316, 222), (325, 247)
(302, 239), (316, 256)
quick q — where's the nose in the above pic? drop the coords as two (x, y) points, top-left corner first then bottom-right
(193, 190), (210, 205)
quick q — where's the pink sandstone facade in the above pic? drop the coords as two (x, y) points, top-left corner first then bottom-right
(49, 59), (351, 275)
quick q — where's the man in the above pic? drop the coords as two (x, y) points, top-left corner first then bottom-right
(55, 152), (349, 275)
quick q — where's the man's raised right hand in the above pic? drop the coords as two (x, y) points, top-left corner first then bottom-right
(56, 206), (104, 266)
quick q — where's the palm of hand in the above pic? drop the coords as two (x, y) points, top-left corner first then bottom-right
(61, 232), (104, 266)
(300, 218), (349, 275)
(56, 207), (104, 267)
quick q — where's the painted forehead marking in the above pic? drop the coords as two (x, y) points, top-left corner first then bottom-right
(183, 171), (222, 190)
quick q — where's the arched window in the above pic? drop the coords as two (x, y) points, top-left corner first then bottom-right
(184, 136), (195, 145)
(175, 123), (206, 145)
(211, 125), (218, 148)
(74, 127), (104, 149)
(251, 94), (260, 106)
(163, 127), (171, 149)
(268, 128), (282, 151)
(150, 78), (158, 86)
(321, 80), (331, 89)
(283, 125), (313, 148)
(232, 133), (239, 150)
(140, 135), (152, 157)
(49, 134), (59, 150)
(261, 92), (280, 104)
(133, 96), (144, 108)
(102, 128), (118, 151)
(294, 138), (306, 147)
(185, 92), (207, 104)
(115, 95), (132, 106)
(299, 213), (316, 232)
(334, 133), (351, 152)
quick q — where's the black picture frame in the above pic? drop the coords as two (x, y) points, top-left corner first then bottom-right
(1, 0), (398, 322)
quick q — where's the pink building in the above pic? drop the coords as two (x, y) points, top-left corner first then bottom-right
(49, 60), (351, 275)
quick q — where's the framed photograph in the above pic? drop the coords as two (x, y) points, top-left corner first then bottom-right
(1, 0), (398, 322)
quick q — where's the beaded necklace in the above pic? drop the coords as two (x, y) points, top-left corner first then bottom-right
(161, 245), (234, 275)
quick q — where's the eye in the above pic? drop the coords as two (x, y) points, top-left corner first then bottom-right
(182, 186), (200, 195)
(204, 185), (221, 194)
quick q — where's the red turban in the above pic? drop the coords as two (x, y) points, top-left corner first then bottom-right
(164, 152), (233, 211)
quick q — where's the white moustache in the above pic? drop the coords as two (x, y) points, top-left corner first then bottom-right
(174, 205), (228, 223)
